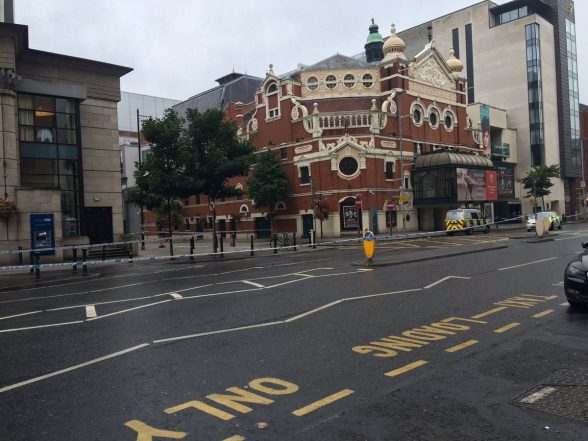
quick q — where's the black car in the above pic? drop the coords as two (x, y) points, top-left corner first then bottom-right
(564, 241), (588, 306)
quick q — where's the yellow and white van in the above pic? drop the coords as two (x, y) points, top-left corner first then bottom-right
(445, 209), (490, 235)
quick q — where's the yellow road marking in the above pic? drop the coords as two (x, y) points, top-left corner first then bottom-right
(494, 322), (520, 333)
(445, 340), (478, 353)
(560, 302), (569, 306)
(471, 307), (506, 319)
(292, 389), (354, 416)
(385, 360), (429, 378)
(224, 436), (245, 441)
(532, 309), (554, 318)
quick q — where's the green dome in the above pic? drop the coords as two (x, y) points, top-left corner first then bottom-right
(366, 19), (383, 45)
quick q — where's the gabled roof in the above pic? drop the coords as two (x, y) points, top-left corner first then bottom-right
(302, 53), (373, 71)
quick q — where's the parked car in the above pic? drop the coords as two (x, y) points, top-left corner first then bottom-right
(564, 241), (588, 306)
(526, 211), (562, 232)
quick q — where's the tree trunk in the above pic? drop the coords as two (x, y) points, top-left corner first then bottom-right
(168, 202), (174, 256)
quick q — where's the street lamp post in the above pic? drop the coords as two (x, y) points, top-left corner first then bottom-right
(395, 89), (406, 234)
(136, 109), (151, 250)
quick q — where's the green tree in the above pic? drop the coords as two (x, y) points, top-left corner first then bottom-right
(128, 109), (191, 256)
(185, 108), (255, 251)
(247, 149), (290, 233)
(519, 164), (560, 211)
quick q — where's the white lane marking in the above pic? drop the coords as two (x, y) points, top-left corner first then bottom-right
(498, 257), (558, 271)
(293, 273), (314, 278)
(0, 320), (84, 333)
(85, 305), (97, 319)
(86, 299), (172, 322)
(154, 321), (282, 344)
(0, 310), (42, 321)
(0, 344), (149, 394)
(520, 387), (557, 404)
(169, 293), (183, 300)
(424, 276), (471, 290)
(357, 268), (373, 272)
(154, 288), (423, 344)
(46, 293), (169, 311)
(242, 280), (265, 288)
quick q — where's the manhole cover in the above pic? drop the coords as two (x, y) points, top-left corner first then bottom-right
(512, 369), (588, 424)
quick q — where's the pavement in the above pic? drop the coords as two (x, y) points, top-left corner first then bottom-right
(0, 221), (578, 293)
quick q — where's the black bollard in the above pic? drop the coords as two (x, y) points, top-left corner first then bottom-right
(18, 246), (23, 265)
(220, 235), (224, 259)
(128, 243), (133, 262)
(273, 234), (278, 254)
(250, 235), (254, 256)
(34, 252), (40, 280)
(72, 248), (78, 273)
(82, 248), (88, 275)
(29, 251), (34, 274)
(313, 230), (317, 249)
(141, 232), (145, 251)
(190, 236), (195, 261)
(293, 233), (297, 252)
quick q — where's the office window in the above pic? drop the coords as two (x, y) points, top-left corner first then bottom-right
(525, 23), (545, 167)
(280, 146), (287, 160)
(18, 93), (81, 236)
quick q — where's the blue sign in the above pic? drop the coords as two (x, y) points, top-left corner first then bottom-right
(30, 214), (55, 255)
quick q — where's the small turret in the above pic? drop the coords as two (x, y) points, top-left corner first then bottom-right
(364, 19), (384, 63)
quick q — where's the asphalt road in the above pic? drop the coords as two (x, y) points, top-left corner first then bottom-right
(1, 227), (588, 440)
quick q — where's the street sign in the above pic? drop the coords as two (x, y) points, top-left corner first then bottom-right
(386, 201), (396, 211)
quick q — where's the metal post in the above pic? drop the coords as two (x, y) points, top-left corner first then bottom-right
(313, 230), (317, 249)
(128, 243), (133, 262)
(18, 246), (22, 265)
(190, 236), (194, 261)
(136, 109), (145, 249)
(29, 251), (34, 274)
(293, 232), (297, 251)
(34, 252), (40, 280)
(273, 234), (278, 254)
(213, 233), (218, 254)
(397, 90), (406, 235)
(72, 248), (78, 273)
(219, 235), (224, 259)
(250, 235), (254, 256)
(82, 248), (88, 275)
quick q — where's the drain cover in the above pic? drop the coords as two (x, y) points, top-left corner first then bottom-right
(512, 369), (588, 424)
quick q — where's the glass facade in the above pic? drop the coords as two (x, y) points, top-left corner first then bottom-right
(497, 6), (528, 25)
(525, 23), (545, 166)
(565, 18), (581, 169)
(17, 94), (82, 237)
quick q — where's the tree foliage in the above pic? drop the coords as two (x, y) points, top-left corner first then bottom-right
(185, 108), (254, 199)
(247, 149), (290, 231)
(519, 164), (560, 210)
(128, 109), (191, 255)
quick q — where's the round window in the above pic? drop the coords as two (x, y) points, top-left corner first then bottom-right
(339, 157), (359, 176)
(412, 107), (422, 124)
(362, 73), (374, 88)
(444, 113), (454, 130)
(325, 75), (337, 89)
(429, 109), (439, 128)
(307, 76), (319, 91)
(343, 74), (355, 88)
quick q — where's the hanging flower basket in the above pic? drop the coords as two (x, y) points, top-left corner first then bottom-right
(0, 198), (16, 220)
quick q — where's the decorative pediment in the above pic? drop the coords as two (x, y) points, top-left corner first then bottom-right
(319, 134), (373, 152)
(411, 47), (455, 89)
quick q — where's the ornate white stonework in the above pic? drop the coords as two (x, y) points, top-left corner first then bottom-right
(295, 145), (313, 154)
(412, 57), (452, 88)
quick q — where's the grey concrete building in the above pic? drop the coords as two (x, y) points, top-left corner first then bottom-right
(397, 0), (581, 216)
(0, 23), (131, 263)
(118, 92), (180, 234)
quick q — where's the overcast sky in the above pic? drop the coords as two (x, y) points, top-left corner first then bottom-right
(16, 0), (588, 103)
